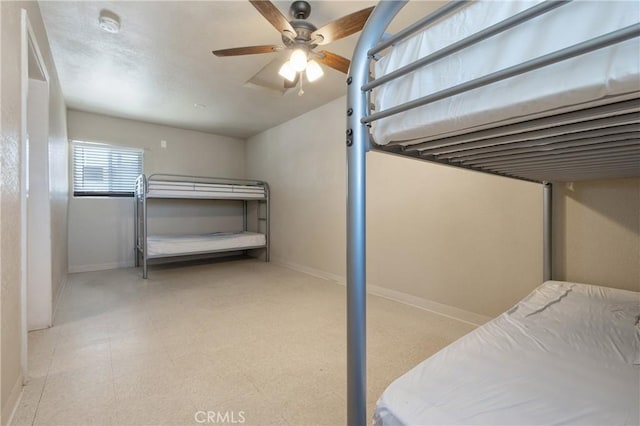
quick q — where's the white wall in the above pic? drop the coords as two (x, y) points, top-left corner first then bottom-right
(66, 110), (246, 272)
(246, 96), (544, 320)
(553, 178), (640, 292)
(1, 1), (68, 423)
(49, 79), (69, 314)
(248, 96), (640, 319)
(26, 79), (52, 331)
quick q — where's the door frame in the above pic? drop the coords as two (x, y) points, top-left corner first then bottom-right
(20, 8), (50, 383)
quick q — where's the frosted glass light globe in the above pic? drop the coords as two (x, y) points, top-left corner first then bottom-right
(290, 49), (308, 72)
(278, 62), (296, 82)
(306, 60), (324, 82)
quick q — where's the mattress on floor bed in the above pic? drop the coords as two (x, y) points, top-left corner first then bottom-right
(374, 281), (640, 425)
(147, 232), (266, 257)
(372, 0), (640, 146)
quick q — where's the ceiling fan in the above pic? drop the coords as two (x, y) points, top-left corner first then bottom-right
(212, 0), (374, 94)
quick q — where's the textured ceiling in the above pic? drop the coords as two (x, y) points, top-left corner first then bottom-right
(39, 1), (443, 139)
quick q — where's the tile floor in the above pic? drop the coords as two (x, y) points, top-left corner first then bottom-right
(11, 258), (476, 426)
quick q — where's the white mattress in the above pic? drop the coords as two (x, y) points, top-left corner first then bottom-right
(374, 281), (640, 425)
(146, 232), (266, 257)
(147, 180), (266, 200)
(373, 0), (640, 145)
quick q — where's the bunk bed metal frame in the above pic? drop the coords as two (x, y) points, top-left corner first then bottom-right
(345, 1), (639, 424)
(135, 173), (270, 279)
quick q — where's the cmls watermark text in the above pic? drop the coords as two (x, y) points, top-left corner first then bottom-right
(194, 410), (246, 424)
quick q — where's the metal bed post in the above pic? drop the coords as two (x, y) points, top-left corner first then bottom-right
(243, 201), (248, 232)
(543, 182), (553, 281)
(264, 182), (271, 262)
(243, 200), (248, 257)
(134, 185), (140, 268)
(346, 2), (406, 424)
(142, 175), (149, 279)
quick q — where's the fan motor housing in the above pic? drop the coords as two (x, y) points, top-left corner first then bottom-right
(283, 20), (317, 45)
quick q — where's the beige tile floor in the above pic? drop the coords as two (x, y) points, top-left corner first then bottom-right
(11, 258), (475, 426)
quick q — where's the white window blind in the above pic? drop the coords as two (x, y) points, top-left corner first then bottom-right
(72, 142), (143, 197)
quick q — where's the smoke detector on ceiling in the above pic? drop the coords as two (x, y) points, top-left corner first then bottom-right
(98, 10), (120, 34)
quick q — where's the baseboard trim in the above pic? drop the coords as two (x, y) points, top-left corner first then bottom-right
(272, 257), (344, 284)
(2, 373), (23, 426)
(271, 258), (490, 327)
(69, 261), (133, 273)
(366, 284), (491, 326)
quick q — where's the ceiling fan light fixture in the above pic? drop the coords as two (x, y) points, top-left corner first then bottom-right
(278, 62), (297, 82)
(305, 60), (324, 82)
(289, 49), (308, 72)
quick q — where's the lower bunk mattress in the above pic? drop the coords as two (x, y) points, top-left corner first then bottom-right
(146, 232), (266, 257)
(374, 281), (640, 425)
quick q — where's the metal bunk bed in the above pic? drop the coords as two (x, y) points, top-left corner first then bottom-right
(135, 174), (270, 279)
(345, 0), (639, 424)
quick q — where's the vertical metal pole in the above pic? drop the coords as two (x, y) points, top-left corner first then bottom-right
(346, 3), (406, 424)
(264, 183), (270, 262)
(134, 194), (140, 267)
(243, 200), (248, 231)
(543, 182), (552, 281)
(143, 176), (148, 279)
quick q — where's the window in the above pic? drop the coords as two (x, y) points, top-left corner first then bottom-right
(72, 141), (143, 197)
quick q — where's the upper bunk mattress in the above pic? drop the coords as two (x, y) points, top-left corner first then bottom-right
(372, 0), (640, 146)
(374, 281), (640, 425)
(147, 180), (266, 200)
(147, 232), (266, 257)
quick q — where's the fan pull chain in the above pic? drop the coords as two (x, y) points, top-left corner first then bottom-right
(298, 72), (304, 96)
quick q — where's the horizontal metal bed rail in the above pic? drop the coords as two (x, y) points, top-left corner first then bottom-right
(409, 110), (639, 154)
(467, 141), (640, 167)
(397, 99), (640, 150)
(503, 167), (640, 181)
(363, 23), (640, 124)
(440, 127), (639, 161)
(493, 154), (640, 170)
(422, 120), (638, 159)
(534, 166), (640, 174)
(367, 0), (470, 56)
(145, 245), (268, 260)
(363, 0), (570, 92)
(522, 166), (640, 177)
(527, 163), (640, 174)
(146, 173), (268, 188)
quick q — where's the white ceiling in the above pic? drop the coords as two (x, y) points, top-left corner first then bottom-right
(39, 1), (443, 139)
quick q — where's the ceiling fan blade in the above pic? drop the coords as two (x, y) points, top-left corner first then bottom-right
(212, 45), (282, 57)
(249, 0), (295, 35)
(317, 51), (350, 74)
(284, 73), (300, 89)
(311, 7), (374, 45)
